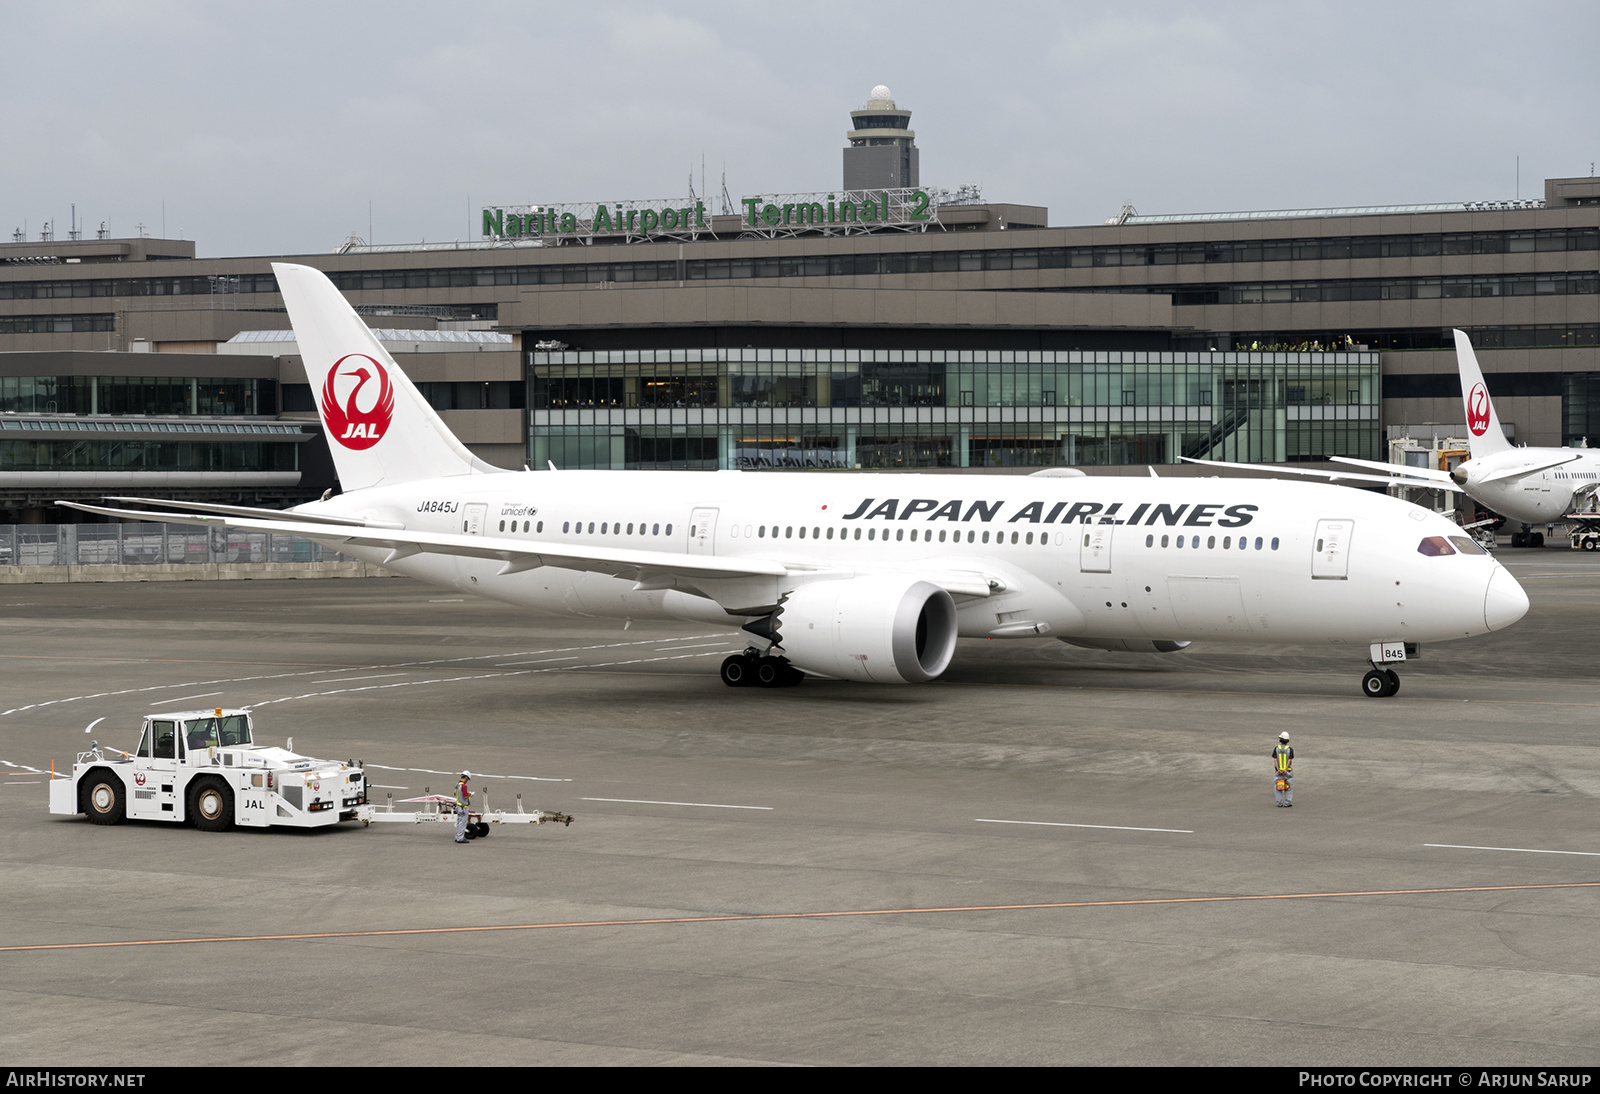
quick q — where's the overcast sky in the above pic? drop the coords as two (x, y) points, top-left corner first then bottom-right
(4, 0), (1596, 258)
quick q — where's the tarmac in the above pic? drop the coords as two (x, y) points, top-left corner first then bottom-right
(1, 550), (1598, 1066)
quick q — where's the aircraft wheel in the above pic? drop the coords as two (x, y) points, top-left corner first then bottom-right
(190, 777), (233, 832)
(720, 655), (754, 687)
(780, 664), (806, 687)
(1531, 532), (1545, 548)
(80, 769), (125, 825)
(1361, 670), (1390, 698)
(1384, 669), (1401, 696)
(755, 658), (784, 687)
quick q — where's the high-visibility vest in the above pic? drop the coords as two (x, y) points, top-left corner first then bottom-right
(1274, 745), (1293, 773)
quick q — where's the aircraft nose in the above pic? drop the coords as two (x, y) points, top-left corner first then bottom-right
(1484, 566), (1529, 632)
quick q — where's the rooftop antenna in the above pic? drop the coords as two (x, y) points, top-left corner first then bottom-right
(69, 204), (80, 241)
(720, 165), (732, 217)
(10, 227), (21, 243)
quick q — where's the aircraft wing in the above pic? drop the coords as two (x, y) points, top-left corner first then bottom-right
(58, 499), (1000, 600)
(1178, 456), (1464, 492)
(1328, 456), (1457, 485)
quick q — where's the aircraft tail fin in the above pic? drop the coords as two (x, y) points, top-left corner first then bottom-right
(272, 262), (502, 491)
(1454, 329), (1513, 459)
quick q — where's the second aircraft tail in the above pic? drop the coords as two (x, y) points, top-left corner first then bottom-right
(1454, 328), (1513, 459)
(273, 262), (503, 492)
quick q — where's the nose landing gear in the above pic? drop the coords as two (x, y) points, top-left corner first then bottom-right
(721, 648), (805, 689)
(1361, 667), (1401, 698)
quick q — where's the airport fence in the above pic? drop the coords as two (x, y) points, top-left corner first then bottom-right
(0, 523), (358, 567)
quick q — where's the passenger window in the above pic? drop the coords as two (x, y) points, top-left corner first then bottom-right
(853, 528), (861, 540)
(1176, 536), (1184, 548)
(758, 526), (766, 538)
(587, 522), (595, 534)
(1417, 536), (1456, 556)
(627, 523), (634, 534)
(786, 527), (793, 538)
(868, 529), (875, 540)
(1271, 538), (1280, 550)
(1146, 534), (1154, 547)
(982, 531), (990, 544)
(665, 524), (672, 535)
(653, 523), (659, 535)
(1254, 536), (1262, 549)
(1207, 536), (1215, 549)
(1011, 532), (1019, 544)
(827, 528), (834, 539)
(562, 521), (569, 533)
(896, 529), (904, 541)
(798, 527), (806, 539)
(1161, 535), (1169, 547)
(939, 530), (947, 543)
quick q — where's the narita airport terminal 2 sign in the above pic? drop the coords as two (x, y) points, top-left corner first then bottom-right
(482, 188), (940, 241)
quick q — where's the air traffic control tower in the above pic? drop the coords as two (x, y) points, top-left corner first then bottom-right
(843, 85), (919, 191)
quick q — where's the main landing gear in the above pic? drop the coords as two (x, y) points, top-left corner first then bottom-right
(720, 649), (805, 688)
(1361, 666), (1401, 698)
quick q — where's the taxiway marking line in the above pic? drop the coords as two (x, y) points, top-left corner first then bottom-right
(582, 797), (772, 810)
(976, 818), (1194, 834)
(309, 672), (409, 685)
(496, 656), (578, 666)
(151, 691), (224, 705)
(7, 881), (1600, 954)
(1425, 843), (1600, 857)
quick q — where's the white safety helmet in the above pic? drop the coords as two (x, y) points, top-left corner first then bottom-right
(1278, 732), (1290, 743)
(460, 770), (472, 779)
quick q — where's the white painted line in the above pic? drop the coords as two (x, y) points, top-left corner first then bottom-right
(372, 784), (409, 790)
(309, 672), (409, 684)
(5, 781), (41, 785)
(1425, 843), (1600, 857)
(428, 598), (465, 602)
(975, 818), (1194, 834)
(496, 656), (579, 666)
(153, 691), (224, 705)
(653, 642), (738, 652)
(363, 764), (571, 783)
(583, 797), (773, 811)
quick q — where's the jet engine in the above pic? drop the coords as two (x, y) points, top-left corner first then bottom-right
(1060, 637), (1191, 654)
(768, 577), (958, 683)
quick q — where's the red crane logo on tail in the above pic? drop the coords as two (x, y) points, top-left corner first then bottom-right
(322, 353), (395, 450)
(1466, 381), (1491, 437)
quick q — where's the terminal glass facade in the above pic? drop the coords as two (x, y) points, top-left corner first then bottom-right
(530, 348), (1380, 470)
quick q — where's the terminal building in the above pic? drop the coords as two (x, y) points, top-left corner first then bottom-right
(2, 87), (1596, 523)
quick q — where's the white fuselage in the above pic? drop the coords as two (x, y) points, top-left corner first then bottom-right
(1457, 449), (1600, 524)
(298, 469), (1525, 649)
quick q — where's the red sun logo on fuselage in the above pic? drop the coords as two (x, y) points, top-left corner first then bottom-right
(1466, 381), (1491, 437)
(322, 353), (395, 450)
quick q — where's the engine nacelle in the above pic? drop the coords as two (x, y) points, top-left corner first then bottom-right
(1060, 637), (1192, 654)
(771, 577), (958, 683)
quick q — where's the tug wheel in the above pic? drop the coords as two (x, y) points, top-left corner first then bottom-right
(190, 777), (233, 832)
(81, 769), (125, 826)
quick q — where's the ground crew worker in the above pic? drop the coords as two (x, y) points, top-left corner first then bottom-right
(1272, 732), (1294, 807)
(455, 770), (473, 843)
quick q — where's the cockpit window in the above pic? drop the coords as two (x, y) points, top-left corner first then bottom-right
(1417, 536), (1456, 557)
(1448, 536), (1487, 555)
